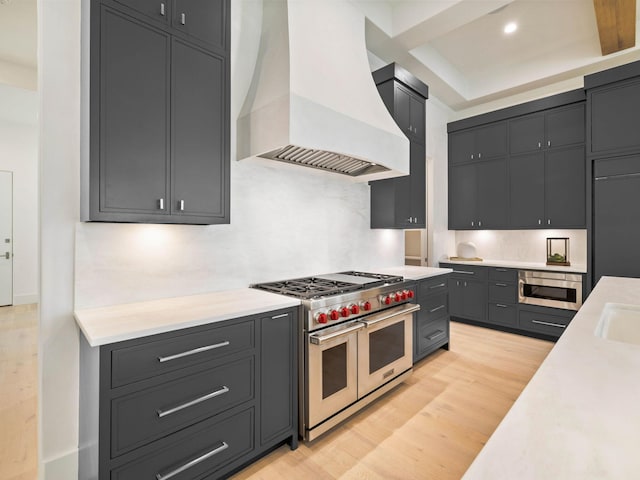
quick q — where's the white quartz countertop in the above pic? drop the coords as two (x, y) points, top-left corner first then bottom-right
(74, 289), (301, 347)
(440, 257), (587, 274)
(376, 265), (452, 280)
(462, 276), (640, 479)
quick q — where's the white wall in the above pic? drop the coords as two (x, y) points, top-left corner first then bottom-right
(0, 84), (39, 304)
(38, 0), (80, 478)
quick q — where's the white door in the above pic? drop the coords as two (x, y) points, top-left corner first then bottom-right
(0, 171), (13, 306)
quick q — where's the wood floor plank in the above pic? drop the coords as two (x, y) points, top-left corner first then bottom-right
(231, 321), (553, 480)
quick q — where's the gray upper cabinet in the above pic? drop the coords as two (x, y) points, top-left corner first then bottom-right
(171, 40), (228, 221)
(448, 158), (507, 230)
(589, 77), (640, 157)
(97, 8), (171, 218)
(370, 63), (428, 229)
(85, 0), (230, 224)
(509, 104), (584, 155)
(172, 0), (227, 50)
(449, 122), (507, 164)
(448, 92), (585, 230)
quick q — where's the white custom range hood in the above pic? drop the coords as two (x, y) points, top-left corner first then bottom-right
(237, 0), (410, 180)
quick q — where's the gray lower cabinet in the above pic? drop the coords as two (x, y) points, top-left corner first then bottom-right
(413, 275), (450, 363)
(440, 263), (578, 340)
(79, 308), (298, 480)
(85, 0), (230, 224)
(445, 265), (487, 322)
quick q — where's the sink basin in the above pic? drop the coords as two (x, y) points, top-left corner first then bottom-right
(595, 303), (640, 346)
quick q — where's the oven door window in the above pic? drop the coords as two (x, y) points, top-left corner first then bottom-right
(322, 343), (348, 398)
(523, 284), (577, 303)
(369, 321), (405, 374)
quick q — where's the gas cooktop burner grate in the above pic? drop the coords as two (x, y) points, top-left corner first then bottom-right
(338, 271), (404, 283)
(253, 277), (363, 299)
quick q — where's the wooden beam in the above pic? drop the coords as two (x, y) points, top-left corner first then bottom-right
(593, 0), (636, 55)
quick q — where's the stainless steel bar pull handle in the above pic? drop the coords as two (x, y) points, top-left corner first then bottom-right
(160, 2), (165, 15)
(427, 330), (445, 341)
(158, 341), (230, 363)
(157, 386), (230, 418)
(495, 283), (508, 287)
(452, 270), (474, 275)
(429, 305), (445, 314)
(155, 442), (229, 480)
(430, 283), (446, 289)
(159, 198), (165, 210)
(180, 12), (186, 24)
(531, 319), (566, 329)
(179, 200), (185, 211)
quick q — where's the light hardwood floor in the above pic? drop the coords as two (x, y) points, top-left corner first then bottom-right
(0, 304), (38, 480)
(232, 321), (553, 480)
(0, 311), (551, 480)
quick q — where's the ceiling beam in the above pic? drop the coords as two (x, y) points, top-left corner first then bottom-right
(593, 0), (636, 55)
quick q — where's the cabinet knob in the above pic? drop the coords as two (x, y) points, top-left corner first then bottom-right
(538, 141), (541, 149)
(179, 200), (185, 211)
(478, 152), (482, 159)
(471, 154), (474, 160)
(538, 219), (541, 225)
(471, 221), (474, 227)
(407, 217), (413, 224)
(478, 220), (482, 227)
(158, 198), (165, 210)
(160, 2), (165, 15)
(180, 12), (186, 25)
(547, 219), (551, 225)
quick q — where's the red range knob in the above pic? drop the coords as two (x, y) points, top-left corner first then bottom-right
(407, 290), (415, 299)
(329, 310), (340, 321)
(394, 292), (402, 302)
(340, 307), (350, 318)
(362, 301), (372, 311)
(316, 312), (328, 324)
(400, 291), (408, 300)
(383, 295), (392, 305)
(350, 304), (360, 315)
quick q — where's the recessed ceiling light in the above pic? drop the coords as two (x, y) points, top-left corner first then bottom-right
(504, 22), (518, 34)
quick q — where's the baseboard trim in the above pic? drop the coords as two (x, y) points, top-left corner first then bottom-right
(43, 449), (78, 480)
(14, 293), (39, 305)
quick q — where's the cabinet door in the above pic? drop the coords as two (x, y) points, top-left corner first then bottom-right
(113, 0), (169, 24)
(449, 130), (475, 164)
(260, 311), (296, 445)
(394, 175), (413, 228)
(593, 158), (640, 283)
(476, 158), (507, 229)
(448, 278), (465, 318)
(509, 113), (544, 154)
(590, 78), (640, 155)
(509, 152), (545, 228)
(171, 39), (229, 223)
(545, 146), (585, 228)
(475, 122), (507, 160)
(546, 104), (584, 149)
(172, 0), (227, 50)
(410, 142), (426, 227)
(99, 8), (170, 216)
(449, 164), (477, 229)
(409, 94), (425, 142)
(462, 279), (487, 322)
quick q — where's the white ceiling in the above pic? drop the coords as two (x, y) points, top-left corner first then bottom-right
(361, 0), (640, 113)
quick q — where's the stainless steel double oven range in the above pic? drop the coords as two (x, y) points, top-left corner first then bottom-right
(252, 271), (419, 441)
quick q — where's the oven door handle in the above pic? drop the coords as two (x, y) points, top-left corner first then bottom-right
(309, 322), (365, 345)
(359, 303), (421, 328)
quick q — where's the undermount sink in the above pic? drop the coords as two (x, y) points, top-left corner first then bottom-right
(594, 303), (640, 346)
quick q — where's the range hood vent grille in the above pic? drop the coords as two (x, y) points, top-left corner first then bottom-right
(260, 145), (390, 176)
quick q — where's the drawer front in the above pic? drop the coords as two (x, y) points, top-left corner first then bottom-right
(488, 267), (517, 283)
(519, 309), (571, 337)
(111, 320), (254, 388)
(421, 292), (448, 320)
(419, 276), (448, 297)
(442, 264), (488, 281)
(417, 317), (449, 355)
(111, 408), (254, 480)
(111, 357), (253, 458)
(488, 282), (517, 304)
(487, 303), (517, 327)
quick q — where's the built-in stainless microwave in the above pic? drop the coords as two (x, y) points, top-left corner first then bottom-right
(518, 270), (583, 311)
